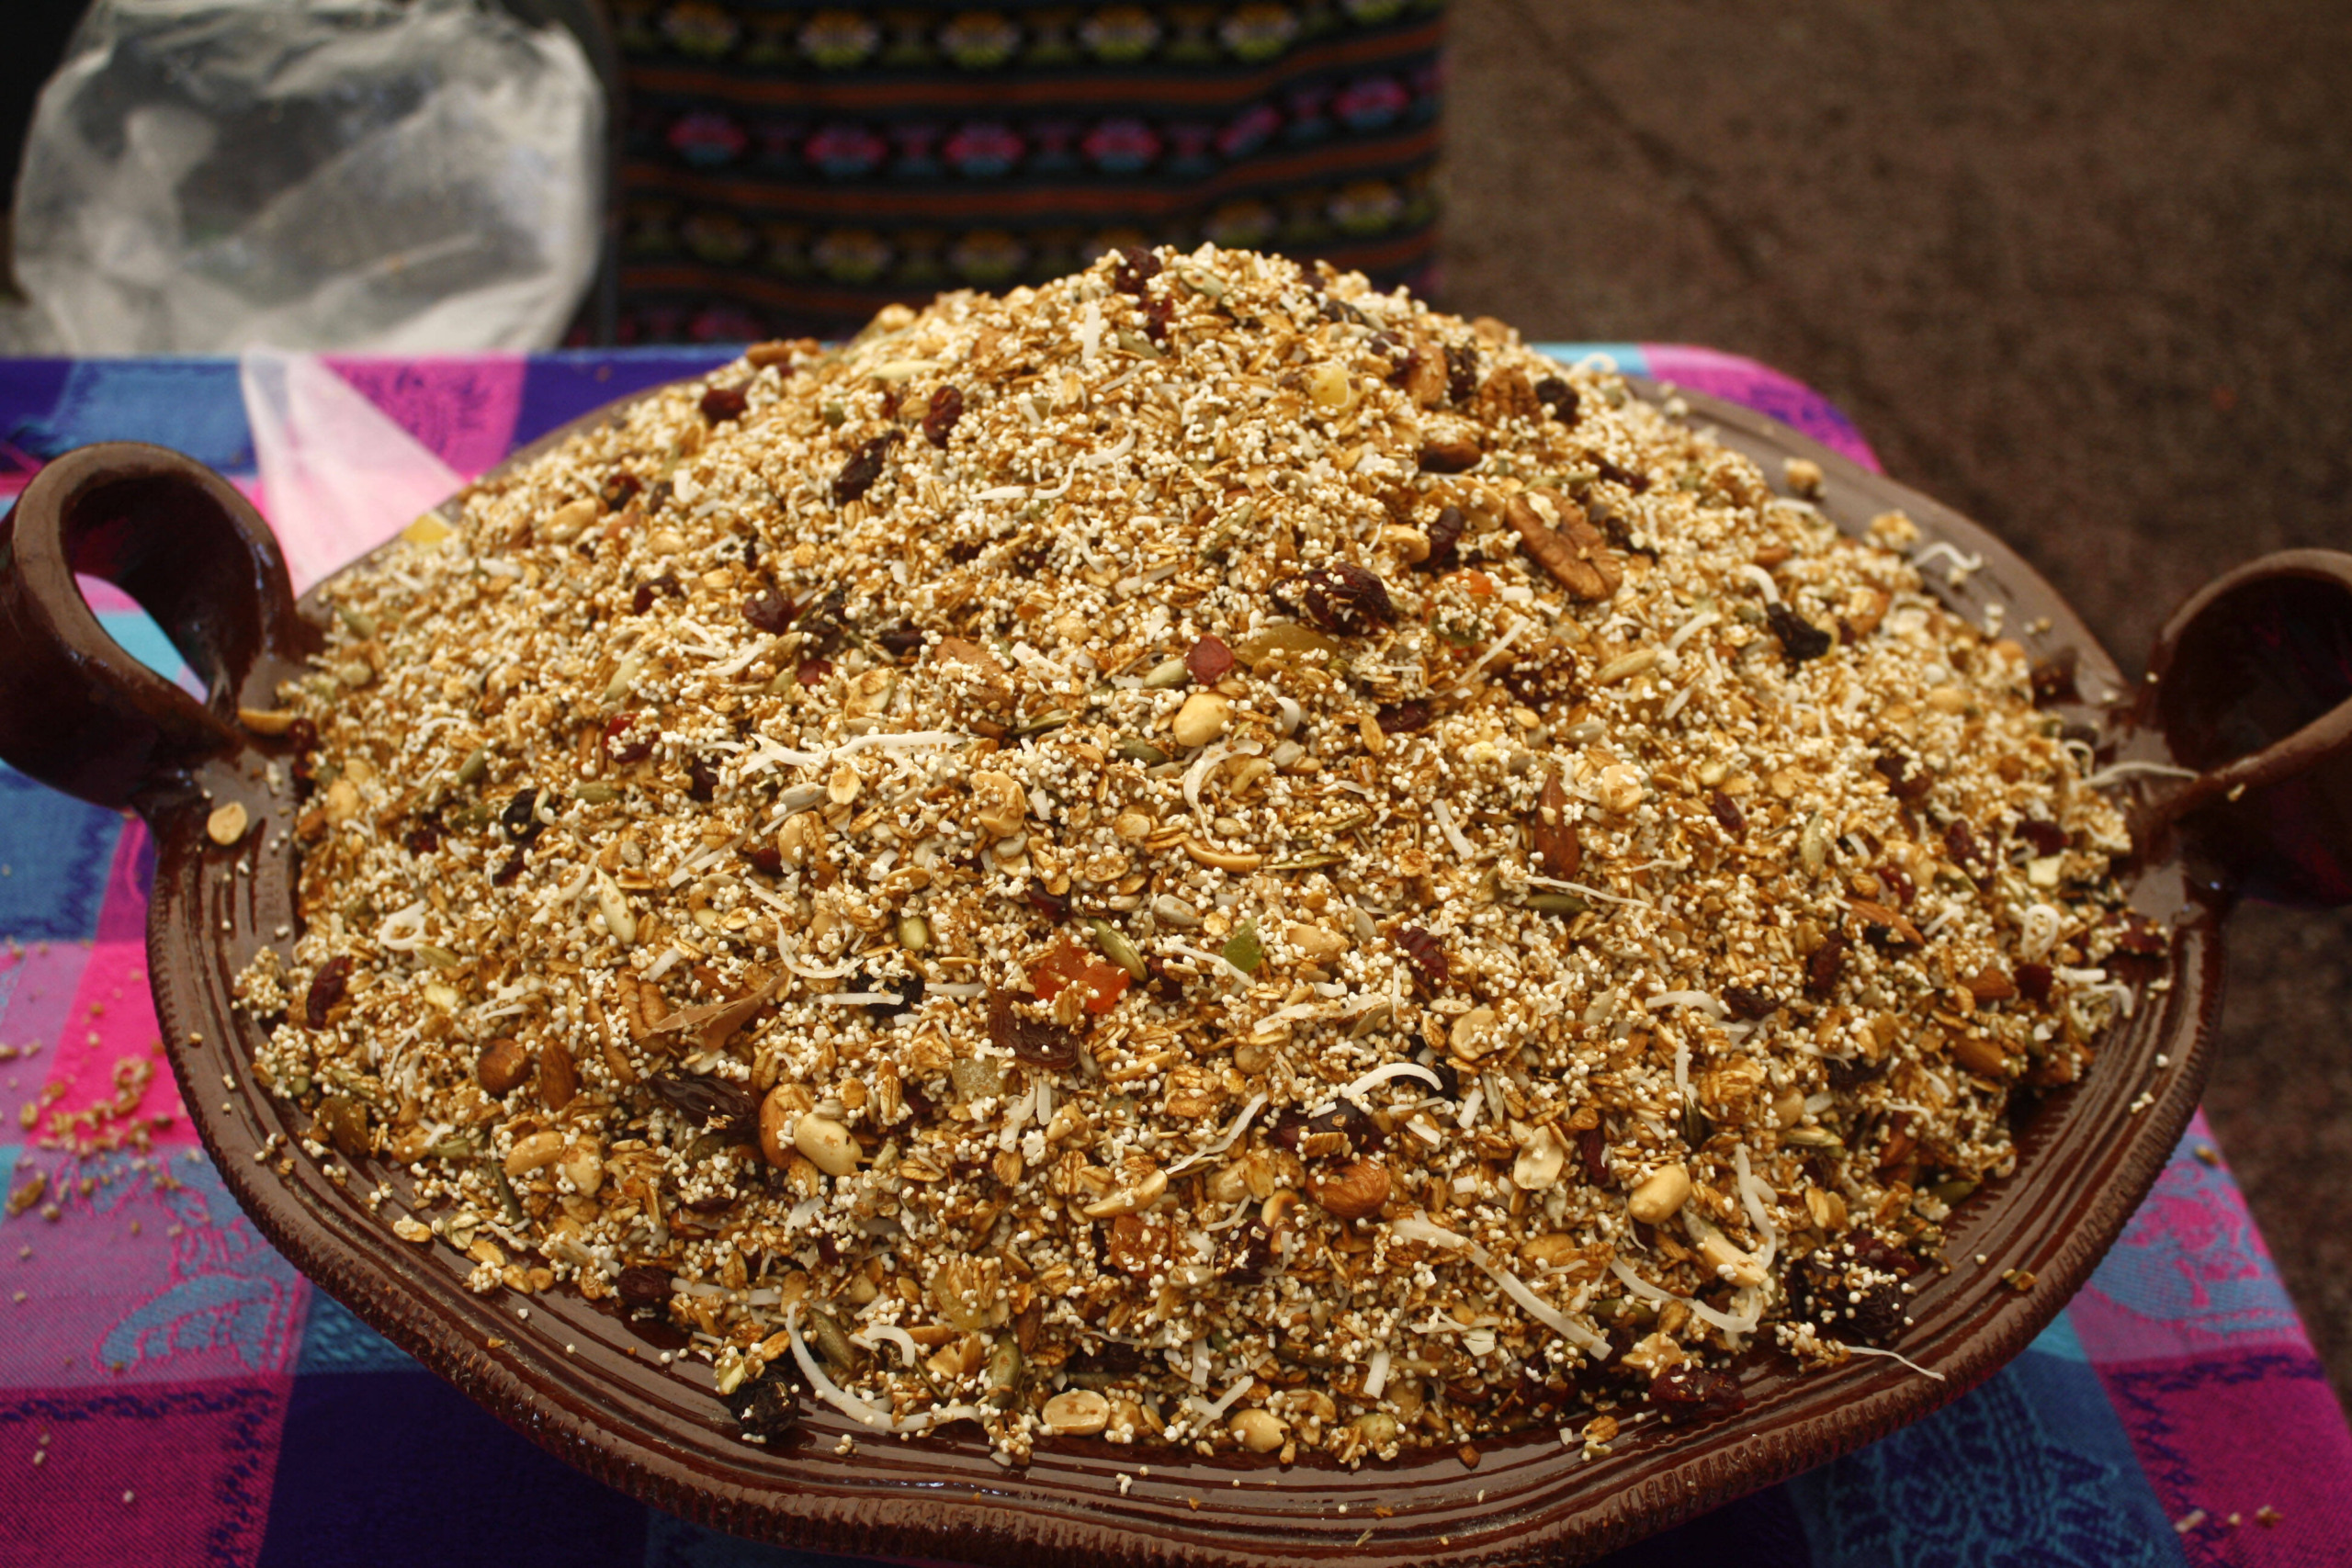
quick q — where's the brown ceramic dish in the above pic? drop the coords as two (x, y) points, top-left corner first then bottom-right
(4, 381), (2350, 1566)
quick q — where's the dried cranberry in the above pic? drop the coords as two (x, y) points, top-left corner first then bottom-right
(1443, 344), (1478, 405)
(1111, 244), (1161, 296)
(700, 384), (748, 423)
(1376, 698), (1433, 733)
(616, 1266), (673, 1310)
(602, 471), (642, 512)
(1767, 602), (1833, 662)
(742, 537), (760, 570)
(686, 759), (720, 802)
(1292, 562), (1396, 636)
(1806, 931), (1848, 998)
(946, 539), (984, 563)
(2016, 818), (2068, 856)
(1708, 791), (1746, 835)
(1845, 1229), (1922, 1278)
(630, 582), (657, 616)
(1876, 862), (1916, 907)
(1723, 986), (1778, 1021)
(876, 623), (925, 660)
(742, 843), (784, 875)
(304, 955), (353, 1029)
(1533, 377), (1579, 423)
(1142, 294), (1175, 345)
(1648, 1365), (1745, 1423)
(743, 590), (795, 633)
(795, 658), (832, 687)
(1023, 881), (1071, 921)
(1393, 925), (1449, 989)
(604, 714), (652, 765)
(1184, 635), (1235, 684)
(831, 433), (898, 504)
(922, 383), (965, 447)
(285, 716), (319, 754)
(1419, 505), (1465, 574)
(2111, 914), (2168, 956)
(987, 990), (1080, 1070)
(2015, 963), (2054, 1004)
(403, 815), (442, 856)
(492, 852), (526, 886)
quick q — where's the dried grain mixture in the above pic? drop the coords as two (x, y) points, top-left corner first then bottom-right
(244, 245), (2145, 1465)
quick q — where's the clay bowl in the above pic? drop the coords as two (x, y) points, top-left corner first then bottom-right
(5, 381), (2350, 1565)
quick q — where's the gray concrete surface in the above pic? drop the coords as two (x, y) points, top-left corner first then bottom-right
(1436, 0), (2352, 1407)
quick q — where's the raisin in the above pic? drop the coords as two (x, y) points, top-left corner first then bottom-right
(1533, 376), (1579, 423)
(795, 658), (832, 687)
(1393, 925), (1449, 989)
(922, 384), (965, 447)
(1023, 881), (1072, 921)
(1873, 753), (1935, 804)
(727, 1362), (805, 1439)
(743, 590), (795, 633)
(1592, 455), (1653, 494)
(1845, 1228), (1922, 1278)
(1218, 1218), (1275, 1282)
(742, 843), (784, 875)
(876, 623), (925, 660)
(1142, 294), (1175, 345)
(630, 582), (656, 616)
(1420, 504), (1466, 574)
(742, 537), (760, 570)
(492, 852), (526, 886)
(1825, 1054), (1883, 1090)
(1577, 1124), (1611, 1187)
(1806, 930), (1848, 998)
(1443, 343), (1478, 404)
(1376, 698), (1433, 733)
(946, 539), (984, 563)
(304, 955), (353, 1029)
(601, 471), (641, 512)
(699, 384), (748, 423)
(1291, 562), (1396, 636)
(648, 1070), (757, 1131)
(605, 714), (652, 764)
(1184, 635), (1235, 684)
(1428, 1058), (1463, 1100)
(2016, 818), (2068, 856)
(1945, 819), (1987, 878)
(831, 433), (898, 503)
(686, 759), (720, 802)
(852, 966), (922, 1021)
(1766, 602), (1833, 662)
(1648, 1365), (1745, 1423)
(1111, 244), (1161, 296)
(616, 1265), (673, 1309)
(1876, 862), (1916, 906)
(987, 990), (1080, 1070)
(2015, 962), (2054, 1004)
(403, 815), (442, 856)
(501, 788), (547, 846)
(1723, 985), (1778, 1021)
(1708, 790), (1746, 835)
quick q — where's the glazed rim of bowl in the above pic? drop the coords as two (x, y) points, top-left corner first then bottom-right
(141, 379), (2218, 1567)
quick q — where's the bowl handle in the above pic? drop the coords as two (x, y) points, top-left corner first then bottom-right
(0, 443), (313, 812)
(2138, 548), (2352, 907)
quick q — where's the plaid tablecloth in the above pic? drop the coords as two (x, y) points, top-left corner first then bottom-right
(2, 346), (2347, 1567)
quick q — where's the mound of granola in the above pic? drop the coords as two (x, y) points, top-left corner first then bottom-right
(245, 245), (2143, 1465)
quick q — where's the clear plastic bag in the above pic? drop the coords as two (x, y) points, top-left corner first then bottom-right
(11, 0), (605, 354)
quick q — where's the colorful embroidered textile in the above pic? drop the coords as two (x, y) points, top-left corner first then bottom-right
(608, 1), (1445, 341)
(0, 348), (2346, 1565)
